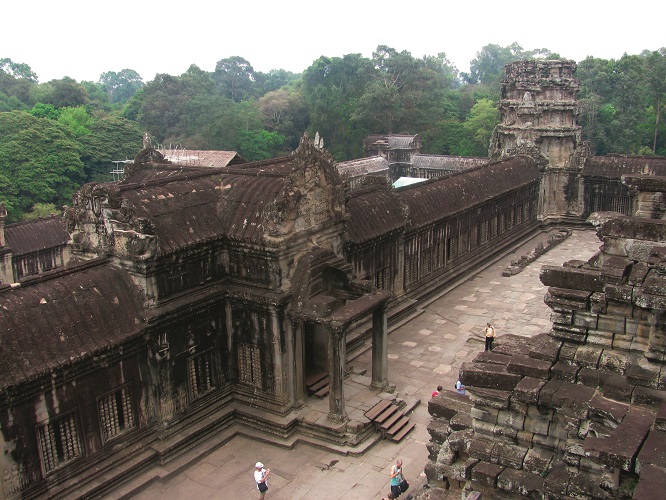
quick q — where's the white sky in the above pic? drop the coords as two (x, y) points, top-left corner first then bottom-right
(3, 1), (663, 84)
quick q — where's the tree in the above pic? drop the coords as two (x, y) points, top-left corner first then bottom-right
(58, 106), (92, 138)
(30, 77), (89, 108)
(0, 58), (38, 82)
(0, 111), (84, 221)
(0, 58), (37, 108)
(462, 98), (499, 156)
(79, 115), (142, 182)
(644, 49), (666, 153)
(237, 130), (285, 161)
(98, 69), (144, 104)
(214, 56), (257, 102)
(258, 87), (309, 151)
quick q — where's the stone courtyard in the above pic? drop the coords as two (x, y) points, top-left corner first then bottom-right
(114, 228), (601, 500)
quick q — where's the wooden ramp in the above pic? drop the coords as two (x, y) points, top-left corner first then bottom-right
(364, 399), (415, 443)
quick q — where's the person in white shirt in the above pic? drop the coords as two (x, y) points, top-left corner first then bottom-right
(254, 461), (270, 499)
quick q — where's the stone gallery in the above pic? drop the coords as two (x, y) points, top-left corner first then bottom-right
(1, 59), (666, 498)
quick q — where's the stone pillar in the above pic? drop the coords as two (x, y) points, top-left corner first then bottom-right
(327, 327), (347, 422)
(371, 305), (389, 389)
(225, 301), (235, 380)
(270, 307), (284, 394)
(285, 319), (296, 406)
(294, 321), (305, 406)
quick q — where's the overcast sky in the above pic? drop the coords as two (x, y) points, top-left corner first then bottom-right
(3, 1), (663, 84)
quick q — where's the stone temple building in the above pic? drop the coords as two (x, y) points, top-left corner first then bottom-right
(1, 59), (666, 499)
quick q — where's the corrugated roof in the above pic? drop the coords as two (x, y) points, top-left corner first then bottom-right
(0, 261), (144, 389)
(4, 216), (68, 256)
(337, 156), (389, 177)
(365, 134), (419, 150)
(398, 156), (540, 229)
(160, 149), (246, 168)
(582, 155), (666, 178)
(412, 154), (489, 170)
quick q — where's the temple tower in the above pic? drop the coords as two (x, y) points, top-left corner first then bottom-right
(490, 60), (586, 223)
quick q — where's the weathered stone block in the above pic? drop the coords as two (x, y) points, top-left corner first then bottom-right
(511, 377), (546, 404)
(627, 260), (649, 285)
(516, 430), (534, 447)
(636, 428), (666, 472)
(603, 373), (634, 403)
(450, 412), (473, 431)
(551, 382), (595, 419)
(492, 442), (528, 469)
(533, 433), (560, 451)
(448, 429), (473, 453)
(558, 342), (578, 363)
(439, 457), (479, 481)
(586, 331), (614, 348)
(497, 467), (545, 498)
(550, 324), (588, 343)
(470, 407), (498, 424)
(567, 470), (607, 498)
(468, 387), (511, 410)
(528, 334), (561, 362)
(573, 345), (602, 368)
(573, 310), (599, 329)
(550, 362), (580, 383)
(599, 349), (630, 374)
(589, 291), (607, 314)
(655, 402), (666, 432)
(550, 310), (573, 325)
(605, 283), (633, 302)
(523, 415), (550, 437)
(474, 351), (513, 366)
(428, 391), (472, 420)
(427, 419), (451, 443)
(543, 465), (571, 496)
(523, 448), (554, 477)
(598, 315), (627, 335)
(470, 461), (504, 488)
(427, 442), (441, 461)
(538, 379), (563, 408)
(460, 362), (522, 391)
(633, 463), (666, 500)
(584, 406), (655, 471)
(577, 367), (609, 389)
(472, 419), (497, 438)
(633, 386), (666, 406)
(540, 266), (603, 292)
(497, 410), (525, 431)
(507, 356), (552, 379)
(468, 436), (497, 462)
(509, 399), (528, 415)
(548, 421), (570, 440)
(436, 442), (457, 465)
(589, 393), (628, 427)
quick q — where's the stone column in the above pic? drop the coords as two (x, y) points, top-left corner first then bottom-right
(327, 327), (347, 422)
(294, 321), (305, 406)
(371, 305), (389, 389)
(285, 319), (296, 406)
(270, 307), (284, 394)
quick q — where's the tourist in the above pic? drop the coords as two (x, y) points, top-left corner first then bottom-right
(432, 385), (443, 397)
(455, 379), (466, 395)
(254, 461), (270, 499)
(389, 458), (405, 498)
(485, 322), (496, 351)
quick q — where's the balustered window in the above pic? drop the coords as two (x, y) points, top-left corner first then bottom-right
(98, 385), (135, 443)
(238, 343), (262, 389)
(37, 413), (83, 474)
(187, 350), (215, 400)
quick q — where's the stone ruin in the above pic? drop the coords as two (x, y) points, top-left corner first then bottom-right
(423, 185), (666, 498)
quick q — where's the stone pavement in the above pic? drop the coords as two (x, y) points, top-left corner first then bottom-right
(126, 229), (601, 500)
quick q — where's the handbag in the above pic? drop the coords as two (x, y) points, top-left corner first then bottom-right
(399, 479), (409, 493)
(258, 481), (268, 493)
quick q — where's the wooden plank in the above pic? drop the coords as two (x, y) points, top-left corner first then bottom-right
(309, 377), (329, 393)
(374, 405), (398, 426)
(389, 421), (415, 443)
(386, 416), (410, 436)
(380, 410), (405, 431)
(364, 399), (392, 420)
(305, 372), (328, 387)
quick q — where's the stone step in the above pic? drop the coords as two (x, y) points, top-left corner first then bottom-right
(305, 371), (328, 387)
(389, 420), (415, 443)
(364, 399), (393, 421)
(309, 376), (330, 394)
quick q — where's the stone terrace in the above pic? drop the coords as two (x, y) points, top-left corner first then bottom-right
(123, 229), (600, 500)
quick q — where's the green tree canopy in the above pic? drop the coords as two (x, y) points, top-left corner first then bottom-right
(98, 69), (144, 104)
(0, 111), (84, 221)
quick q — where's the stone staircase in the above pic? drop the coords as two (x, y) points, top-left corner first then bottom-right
(306, 371), (330, 398)
(364, 399), (415, 443)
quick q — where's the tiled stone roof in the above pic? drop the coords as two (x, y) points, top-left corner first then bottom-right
(4, 215), (68, 256)
(0, 261), (144, 390)
(582, 154), (666, 178)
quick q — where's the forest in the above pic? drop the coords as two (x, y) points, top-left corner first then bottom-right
(0, 43), (665, 223)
